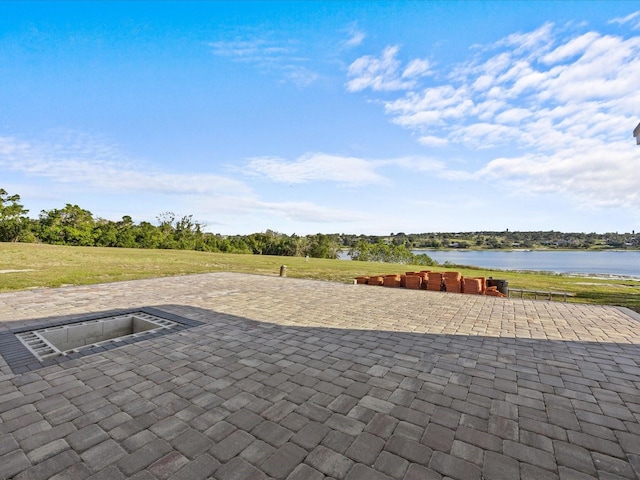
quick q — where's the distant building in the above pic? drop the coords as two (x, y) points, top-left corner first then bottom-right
(635, 122), (640, 145)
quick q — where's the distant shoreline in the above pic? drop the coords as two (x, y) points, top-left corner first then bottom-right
(342, 247), (640, 252)
(413, 247), (640, 252)
(340, 248), (640, 279)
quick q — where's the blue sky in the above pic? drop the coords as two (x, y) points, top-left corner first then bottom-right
(1, 1), (639, 235)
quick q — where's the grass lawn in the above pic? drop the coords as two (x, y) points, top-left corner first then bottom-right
(1, 242), (639, 312)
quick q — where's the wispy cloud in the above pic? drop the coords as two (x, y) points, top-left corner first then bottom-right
(209, 38), (291, 59)
(500, 22), (555, 54)
(346, 46), (431, 92)
(0, 133), (249, 196)
(209, 36), (318, 87)
(541, 31), (600, 64)
(183, 192), (369, 228)
(0, 133), (373, 230)
(609, 10), (640, 29)
(246, 152), (388, 186)
(245, 151), (477, 187)
(0, 131), (397, 226)
(389, 155), (472, 181)
(280, 65), (318, 88)
(418, 135), (449, 147)
(255, 200), (368, 223)
(346, 21), (640, 208)
(343, 24), (366, 48)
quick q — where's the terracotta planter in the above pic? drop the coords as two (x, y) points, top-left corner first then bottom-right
(405, 275), (422, 289)
(443, 271), (461, 282)
(384, 275), (401, 287)
(463, 278), (483, 294)
(444, 281), (461, 293)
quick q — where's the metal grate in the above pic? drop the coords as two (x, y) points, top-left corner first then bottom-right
(1, 307), (203, 374)
(16, 312), (177, 361)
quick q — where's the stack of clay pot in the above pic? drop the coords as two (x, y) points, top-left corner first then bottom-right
(356, 272), (495, 297)
(443, 272), (462, 293)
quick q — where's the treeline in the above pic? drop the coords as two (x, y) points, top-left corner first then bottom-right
(342, 230), (640, 250)
(5, 186), (634, 264)
(348, 240), (436, 266)
(0, 188), (438, 264)
(0, 189), (342, 258)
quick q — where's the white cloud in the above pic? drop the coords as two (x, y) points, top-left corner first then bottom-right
(346, 21), (640, 208)
(457, 123), (522, 149)
(346, 46), (431, 92)
(478, 142), (640, 208)
(609, 10), (640, 29)
(247, 152), (482, 186)
(539, 36), (640, 103)
(402, 58), (431, 78)
(418, 135), (449, 147)
(500, 22), (555, 55)
(0, 134), (249, 196)
(343, 24), (366, 48)
(494, 107), (530, 124)
(246, 153), (387, 186)
(541, 31), (600, 64)
(385, 85), (473, 127)
(0, 133), (375, 232)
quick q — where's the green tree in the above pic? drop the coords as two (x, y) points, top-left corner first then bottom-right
(156, 212), (178, 249)
(292, 235), (310, 257)
(93, 218), (118, 247)
(210, 235), (251, 254)
(38, 204), (96, 246)
(307, 233), (340, 259)
(348, 240), (373, 261)
(174, 215), (199, 250)
(349, 239), (435, 265)
(244, 230), (294, 256)
(115, 216), (138, 248)
(136, 222), (164, 249)
(0, 189), (30, 242)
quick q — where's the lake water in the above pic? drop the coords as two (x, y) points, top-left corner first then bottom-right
(340, 249), (640, 278)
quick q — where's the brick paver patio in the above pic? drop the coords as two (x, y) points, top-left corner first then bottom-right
(0, 272), (639, 479)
